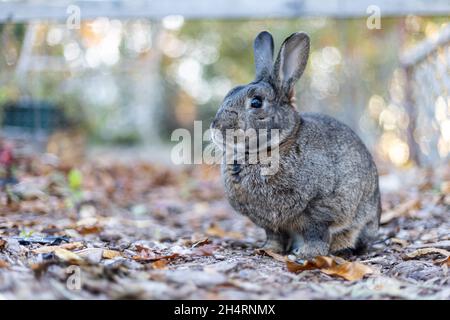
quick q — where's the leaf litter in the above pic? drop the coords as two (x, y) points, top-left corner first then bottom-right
(0, 151), (448, 299)
(256, 249), (374, 281)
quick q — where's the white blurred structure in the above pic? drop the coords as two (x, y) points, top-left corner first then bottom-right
(401, 24), (450, 165)
(1, 0), (449, 21)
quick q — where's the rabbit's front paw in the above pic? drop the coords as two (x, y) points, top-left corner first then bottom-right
(290, 224), (331, 259)
(291, 240), (330, 260)
(261, 239), (285, 253)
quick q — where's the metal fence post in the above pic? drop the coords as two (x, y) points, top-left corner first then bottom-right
(403, 65), (421, 166)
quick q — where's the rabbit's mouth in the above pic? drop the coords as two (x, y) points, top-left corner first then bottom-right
(256, 116), (270, 122)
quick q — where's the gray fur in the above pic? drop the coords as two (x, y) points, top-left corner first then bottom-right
(211, 31), (381, 259)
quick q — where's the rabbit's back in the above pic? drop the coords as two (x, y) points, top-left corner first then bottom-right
(299, 112), (377, 178)
(298, 112), (381, 245)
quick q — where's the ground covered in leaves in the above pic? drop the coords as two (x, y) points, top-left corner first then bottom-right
(0, 151), (449, 299)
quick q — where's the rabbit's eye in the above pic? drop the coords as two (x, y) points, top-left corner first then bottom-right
(250, 96), (263, 108)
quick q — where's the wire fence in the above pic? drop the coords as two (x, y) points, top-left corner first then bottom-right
(401, 24), (450, 166)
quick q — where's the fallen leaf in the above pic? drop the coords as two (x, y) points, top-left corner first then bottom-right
(192, 244), (218, 256)
(205, 261), (238, 273)
(76, 225), (103, 235)
(391, 238), (409, 247)
(33, 242), (84, 254)
(30, 261), (53, 277)
(286, 256), (334, 272)
(102, 249), (121, 259)
(444, 257), (450, 266)
(0, 239), (6, 250)
(191, 237), (210, 248)
(60, 241), (85, 250)
(132, 245), (179, 262)
(54, 248), (84, 264)
(441, 181), (450, 194)
(0, 260), (9, 268)
(380, 199), (421, 224)
(75, 217), (103, 235)
(408, 240), (450, 250)
(286, 256), (374, 281)
(75, 248), (103, 264)
(206, 223), (243, 239)
(255, 248), (287, 263)
(403, 247), (450, 262)
(152, 259), (168, 270)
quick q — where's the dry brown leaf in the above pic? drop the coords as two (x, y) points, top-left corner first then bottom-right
(286, 256), (335, 272)
(391, 238), (409, 247)
(206, 224), (243, 239)
(191, 244), (219, 256)
(191, 237), (210, 248)
(75, 248), (104, 263)
(74, 217), (103, 235)
(403, 248), (450, 262)
(441, 181), (450, 194)
(0, 239), (6, 251)
(151, 252), (179, 262)
(255, 248), (287, 263)
(0, 260), (9, 268)
(444, 257), (450, 266)
(102, 249), (121, 259)
(287, 256), (374, 281)
(152, 259), (168, 270)
(76, 225), (103, 235)
(380, 199), (421, 224)
(132, 245), (179, 262)
(32, 242), (84, 254)
(54, 248), (84, 264)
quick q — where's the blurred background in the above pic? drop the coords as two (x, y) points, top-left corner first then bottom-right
(0, 0), (449, 172)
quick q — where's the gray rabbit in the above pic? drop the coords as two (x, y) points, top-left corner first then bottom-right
(211, 31), (381, 259)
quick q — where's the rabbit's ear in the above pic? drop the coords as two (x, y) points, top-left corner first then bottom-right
(253, 31), (274, 81)
(273, 32), (310, 99)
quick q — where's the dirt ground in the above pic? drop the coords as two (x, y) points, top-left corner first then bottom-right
(0, 152), (449, 299)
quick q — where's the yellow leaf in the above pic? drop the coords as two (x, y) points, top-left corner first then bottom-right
(206, 223), (243, 239)
(321, 261), (374, 281)
(404, 248), (450, 261)
(287, 256), (373, 281)
(54, 248), (84, 264)
(102, 249), (121, 259)
(33, 242), (85, 254)
(255, 248), (287, 263)
(152, 259), (168, 270)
